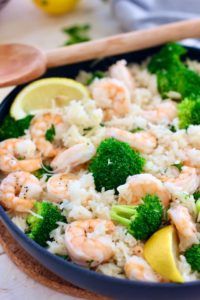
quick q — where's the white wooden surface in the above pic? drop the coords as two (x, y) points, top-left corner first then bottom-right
(0, 1), (120, 299)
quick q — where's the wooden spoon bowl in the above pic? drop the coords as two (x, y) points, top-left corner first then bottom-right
(0, 44), (46, 87)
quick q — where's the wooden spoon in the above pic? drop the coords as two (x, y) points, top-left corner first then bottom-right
(1, 19), (200, 87)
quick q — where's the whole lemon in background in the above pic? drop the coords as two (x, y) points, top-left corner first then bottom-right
(33, 0), (79, 15)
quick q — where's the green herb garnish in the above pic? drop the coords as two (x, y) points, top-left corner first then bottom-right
(130, 127), (143, 133)
(0, 115), (34, 141)
(86, 71), (106, 85)
(172, 162), (183, 172)
(193, 191), (200, 201)
(56, 254), (69, 260)
(168, 124), (177, 132)
(62, 24), (91, 46)
(45, 124), (55, 142)
(34, 165), (53, 181)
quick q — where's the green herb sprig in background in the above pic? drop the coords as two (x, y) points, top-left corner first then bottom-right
(62, 24), (91, 46)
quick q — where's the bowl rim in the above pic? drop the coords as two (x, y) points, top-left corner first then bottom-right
(0, 45), (200, 289)
(1, 205), (199, 288)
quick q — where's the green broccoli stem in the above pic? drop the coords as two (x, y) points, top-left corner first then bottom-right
(110, 205), (137, 228)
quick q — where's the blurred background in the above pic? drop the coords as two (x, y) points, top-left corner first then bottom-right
(0, 0), (120, 50)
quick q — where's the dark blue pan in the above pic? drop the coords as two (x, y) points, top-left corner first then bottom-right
(1, 46), (200, 300)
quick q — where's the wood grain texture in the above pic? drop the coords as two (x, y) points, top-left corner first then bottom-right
(0, 222), (109, 300)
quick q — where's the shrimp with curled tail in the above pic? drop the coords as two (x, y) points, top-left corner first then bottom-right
(118, 174), (171, 207)
(0, 138), (41, 173)
(109, 60), (135, 92)
(51, 142), (96, 173)
(125, 256), (159, 282)
(30, 112), (64, 158)
(105, 127), (157, 154)
(163, 166), (199, 195)
(47, 173), (77, 203)
(0, 171), (42, 212)
(65, 219), (115, 267)
(90, 78), (131, 120)
(141, 100), (177, 124)
(168, 205), (199, 251)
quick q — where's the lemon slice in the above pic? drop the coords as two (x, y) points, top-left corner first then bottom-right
(144, 225), (184, 283)
(10, 78), (90, 120)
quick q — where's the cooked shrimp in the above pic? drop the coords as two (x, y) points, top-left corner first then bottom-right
(124, 256), (159, 282)
(0, 171), (42, 212)
(65, 219), (115, 267)
(51, 142), (96, 172)
(163, 166), (199, 194)
(109, 60), (135, 92)
(90, 78), (131, 120)
(30, 113), (64, 158)
(184, 148), (200, 169)
(168, 205), (199, 251)
(0, 138), (41, 173)
(118, 174), (171, 207)
(47, 173), (77, 203)
(105, 127), (157, 154)
(141, 100), (177, 124)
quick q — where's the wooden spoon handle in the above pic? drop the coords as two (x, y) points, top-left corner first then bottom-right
(46, 19), (200, 68)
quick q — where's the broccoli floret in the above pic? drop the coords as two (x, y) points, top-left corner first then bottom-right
(26, 201), (66, 247)
(196, 199), (200, 213)
(185, 244), (200, 272)
(110, 194), (163, 240)
(89, 138), (145, 193)
(157, 66), (200, 99)
(148, 43), (200, 99)
(178, 98), (200, 129)
(148, 43), (186, 74)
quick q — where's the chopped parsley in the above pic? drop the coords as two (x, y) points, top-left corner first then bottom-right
(168, 124), (177, 132)
(193, 191), (200, 201)
(62, 24), (91, 46)
(172, 162), (183, 172)
(56, 254), (69, 260)
(130, 127), (143, 133)
(86, 71), (106, 85)
(0, 115), (34, 141)
(45, 124), (55, 142)
(34, 165), (53, 181)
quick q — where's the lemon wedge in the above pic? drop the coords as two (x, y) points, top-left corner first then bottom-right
(33, 0), (79, 15)
(144, 225), (184, 283)
(10, 78), (90, 120)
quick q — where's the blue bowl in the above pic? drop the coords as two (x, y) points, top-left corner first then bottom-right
(1, 46), (200, 300)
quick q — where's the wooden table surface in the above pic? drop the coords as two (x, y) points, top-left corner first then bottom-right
(0, 1), (120, 299)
